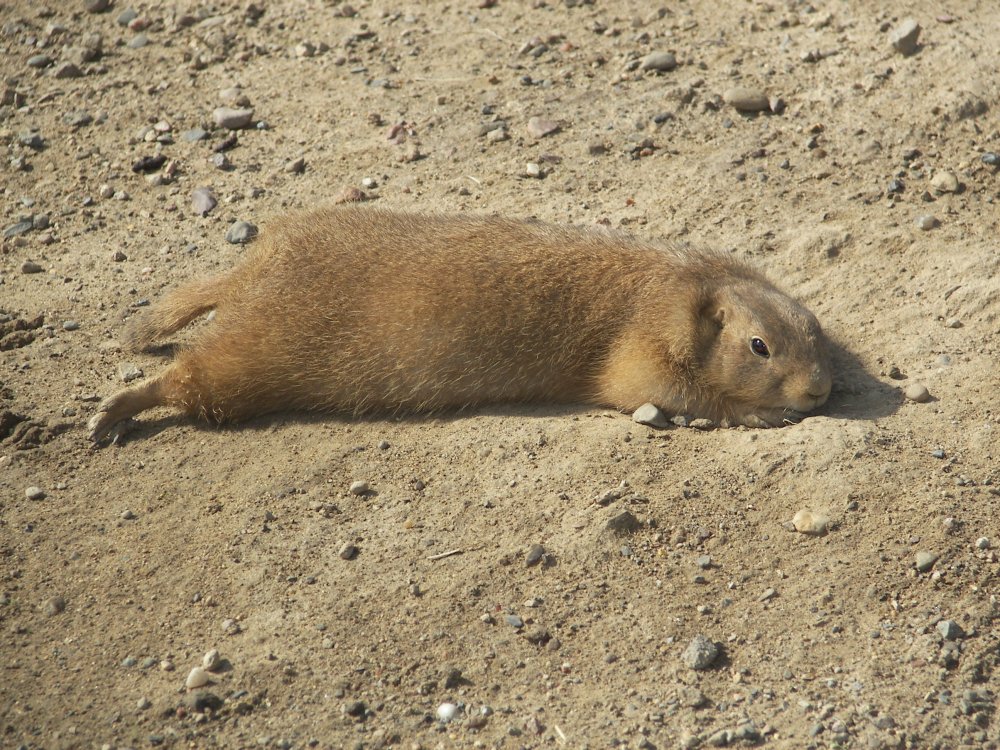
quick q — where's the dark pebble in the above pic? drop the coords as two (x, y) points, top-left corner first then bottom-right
(27, 54), (52, 69)
(982, 152), (999, 166)
(132, 154), (166, 173)
(4, 220), (34, 238)
(525, 544), (546, 567)
(605, 511), (641, 536)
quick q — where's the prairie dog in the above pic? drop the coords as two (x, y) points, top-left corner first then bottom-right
(88, 206), (832, 441)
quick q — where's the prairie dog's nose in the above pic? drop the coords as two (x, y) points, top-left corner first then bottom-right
(808, 366), (832, 403)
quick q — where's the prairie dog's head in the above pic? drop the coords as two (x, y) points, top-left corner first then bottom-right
(700, 281), (832, 424)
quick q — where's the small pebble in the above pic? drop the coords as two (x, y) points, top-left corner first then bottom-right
(681, 634), (719, 670)
(182, 128), (208, 142)
(121, 509), (136, 520)
(525, 162), (543, 178)
(185, 667), (212, 689)
(118, 362), (143, 383)
(437, 702), (459, 722)
(723, 86), (769, 112)
(792, 509), (830, 535)
(213, 107), (255, 130)
(25, 486), (46, 500)
(85, 0), (110, 12)
(338, 542), (357, 560)
(43, 595), (66, 616)
(914, 550), (938, 572)
(696, 555), (712, 569)
(904, 383), (931, 403)
(930, 171), (959, 194)
(136, 696), (151, 710)
(982, 152), (999, 166)
(936, 619), (965, 640)
(526, 116), (560, 138)
(525, 543), (546, 567)
(21, 260), (43, 274)
(889, 19), (921, 56)
(27, 54), (53, 69)
(689, 418), (714, 430)
(639, 51), (676, 72)
(349, 480), (369, 495)
(975, 537), (991, 550)
(915, 215), (937, 231)
(121, 656), (137, 667)
(505, 614), (524, 628)
(225, 221), (258, 244)
(632, 402), (669, 429)
(191, 187), (217, 216)
(127, 33), (148, 49)
(202, 649), (221, 671)
(605, 511), (641, 536)
(63, 320), (80, 331)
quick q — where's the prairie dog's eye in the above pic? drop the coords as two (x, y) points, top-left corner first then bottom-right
(750, 337), (770, 357)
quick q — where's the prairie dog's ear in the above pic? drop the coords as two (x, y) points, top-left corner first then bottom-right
(699, 294), (727, 329)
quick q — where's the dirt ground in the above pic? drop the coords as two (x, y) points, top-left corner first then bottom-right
(2, 1), (998, 748)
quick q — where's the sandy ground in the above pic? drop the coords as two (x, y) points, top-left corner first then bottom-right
(2, 1), (999, 748)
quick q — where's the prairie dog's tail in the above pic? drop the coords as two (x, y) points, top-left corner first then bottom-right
(122, 277), (223, 352)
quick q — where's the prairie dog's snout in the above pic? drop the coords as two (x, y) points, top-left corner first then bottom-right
(88, 206), (833, 442)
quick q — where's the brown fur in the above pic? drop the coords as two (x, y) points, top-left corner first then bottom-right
(88, 206), (832, 441)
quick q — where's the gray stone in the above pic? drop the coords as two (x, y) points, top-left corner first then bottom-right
(504, 614), (524, 628)
(118, 363), (143, 383)
(936, 619), (965, 640)
(338, 542), (357, 560)
(723, 86), (769, 112)
(53, 62), (83, 79)
(640, 51), (677, 73)
(225, 221), (258, 244)
(25, 486), (46, 500)
(21, 261), (43, 274)
(915, 215), (937, 231)
(526, 116), (560, 139)
(349, 480), (369, 495)
(19, 131), (44, 150)
(889, 19), (921, 56)
(116, 8), (139, 26)
(181, 128), (208, 142)
(904, 383), (931, 402)
(85, 0), (110, 12)
(4, 220), (33, 238)
(213, 107), (255, 130)
(605, 511), (641, 536)
(914, 550), (938, 572)
(525, 543), (546, 567)
(682, 635), (719, 670)
(127, 34), (149, 49)
(27, 54), (53, 69)
(191, 187), (217, 216)
(632, 402), (669, 428)
(43, 596), (66, 616)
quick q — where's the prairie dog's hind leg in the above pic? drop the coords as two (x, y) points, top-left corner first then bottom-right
(87, 373), (176, 442)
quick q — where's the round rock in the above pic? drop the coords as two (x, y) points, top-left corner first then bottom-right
(640, 51), (677, 73)
(25, 486), (46, 500)
(682, 635), (719, 670)
(437, 702), (459, 722)
(792, 509), (829, 535)
(185, 667), (212, 689)
(202, 649), (221, 671)
(349, 480), (369, 495)
(723, 87), (769, 112)
(904, 383), (931, 403)
(930, 171), (959, 194)
(915, 215), (937, 231)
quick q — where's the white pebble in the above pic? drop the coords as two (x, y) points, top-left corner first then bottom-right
(975, 537), (991, 550)
(904, 383), (931, 403)
(930, 171), (959, 194)
(792, 509), (830, 535)
(25, 486), (46, 501)
(723, 86), (769, 112)
(185, 666), (212, 689)
(436, 702), (459, 722)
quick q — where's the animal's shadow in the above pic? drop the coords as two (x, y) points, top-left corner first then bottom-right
(819, 337), (901, 423)
(109, 339), (898, 442)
